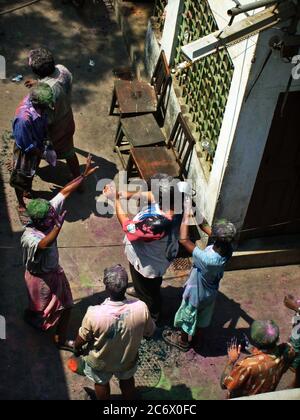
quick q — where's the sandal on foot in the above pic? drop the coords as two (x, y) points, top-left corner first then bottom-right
(56, 340), (75, 352)
(162, 330), (191, 352)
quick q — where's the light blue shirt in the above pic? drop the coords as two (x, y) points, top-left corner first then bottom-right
(183, 245), (232, 308)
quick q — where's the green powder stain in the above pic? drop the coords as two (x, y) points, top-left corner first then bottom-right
(79, 274), (93, 288)
(140, 370), (205, 400)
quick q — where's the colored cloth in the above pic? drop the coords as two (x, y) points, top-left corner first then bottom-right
(79, 298), (156, 372)
(83, 360), (138, 385)
(21, 193), (65, 274)
(223, 345), (295, 398)
(21, 191), (72, 330)
(129, 263), (162, 317)
(124, 204), (181, 278)
(41, 65), (75, 156)
(10, 143), (39, 193)
(183, 245), (232, 309)
(24, 268), (73, 331)
(13, 96), (48, 153)
(123, 218), (169, 242)
(290, 309), (300, 370)
(174, 299), (216, 335)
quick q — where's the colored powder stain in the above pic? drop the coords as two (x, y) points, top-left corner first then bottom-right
(191, 387), (205, 400)
(67, 358), (79, 373)
(141, 370), (202, 400)
(79, 274), (93, 288)
(156, 370), (171, 391)
(67, 358), (85, 376)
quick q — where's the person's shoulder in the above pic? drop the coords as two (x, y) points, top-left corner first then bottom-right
(192, 246), (206, 262)
(84, 305), (105, 321)
(14, 115), (31, 128)
(278, 342), (296, 360)
(57, 64), (72, 74)
(126, 299), (149, 313)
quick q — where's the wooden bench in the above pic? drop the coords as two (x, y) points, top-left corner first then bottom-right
(109, 50), (171, 119)
(127, 113), (195, 181)
(114, 113), (167, 168)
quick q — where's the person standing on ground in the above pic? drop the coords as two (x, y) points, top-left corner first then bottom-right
(163, 202), (235, 351)
(284, 295), (300, 388)
(25, 48), (81, 182)
(221, 320), (295, 399)
(71, 265), (156, 400)
(21, 155), (97, 350)
(10, 83), (54, 213)
(105, 174), (183, 321)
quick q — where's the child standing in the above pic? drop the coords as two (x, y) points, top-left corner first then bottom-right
(163, 201), (236, 351)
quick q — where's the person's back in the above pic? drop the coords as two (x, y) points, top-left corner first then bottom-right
(183, 244), (232, 310)
(224, 344), (294, 398)
(41, 64), (73, 124)
(80, 298), (155, 372)
(222, 321), (295, 399)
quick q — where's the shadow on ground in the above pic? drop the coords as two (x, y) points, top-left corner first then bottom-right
(0, 170), (71, 400)
(35, 148), (118, 222)
(161, 285), (254, 358)
(0, 0), (125, 107)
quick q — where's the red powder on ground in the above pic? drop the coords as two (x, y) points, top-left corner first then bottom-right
(67, 358), (79, 373)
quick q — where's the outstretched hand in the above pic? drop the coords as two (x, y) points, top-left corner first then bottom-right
(227, 338), (241, 364)
(103, 183), (117, 200)
(83, 154), (98, 178)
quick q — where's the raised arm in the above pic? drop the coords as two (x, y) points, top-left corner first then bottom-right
(200, 219), (212, 237)
(179, 214), (196, 254)
(38, 210), (67, 250)
(115, 194), (129, 227)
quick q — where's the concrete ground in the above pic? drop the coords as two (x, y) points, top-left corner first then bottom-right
(0, 0), (300, 400)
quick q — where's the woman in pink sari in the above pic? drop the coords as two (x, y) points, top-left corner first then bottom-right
(21, 156), (97, 350)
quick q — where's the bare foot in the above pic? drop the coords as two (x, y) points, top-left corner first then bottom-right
(284, 295), (298, 311)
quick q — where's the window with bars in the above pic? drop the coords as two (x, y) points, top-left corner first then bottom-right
(174, 0), (234, 170)
(152, 0), (168, 34)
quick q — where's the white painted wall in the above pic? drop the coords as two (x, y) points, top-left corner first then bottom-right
(194, 0), (259, 223)
(215, 25), (300, 228)
(145, 0), (300, 231)
(183, 0), (260, 224)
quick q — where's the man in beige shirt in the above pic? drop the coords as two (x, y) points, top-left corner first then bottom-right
(73, 265), (156, 400)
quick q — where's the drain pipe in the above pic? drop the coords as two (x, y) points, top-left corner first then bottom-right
(228, 0), (286, 17)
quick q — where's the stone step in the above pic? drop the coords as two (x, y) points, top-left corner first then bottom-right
(228, 234), (300, 270)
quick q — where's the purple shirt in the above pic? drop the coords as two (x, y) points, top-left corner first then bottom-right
(13, 96), (48, 153)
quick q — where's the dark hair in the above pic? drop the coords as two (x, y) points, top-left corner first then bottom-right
(29, 48), (55, 78)
(147, 173), (181, 212)
(251, 320), (280, 351)
(103, 265), (128, 300)
(211, 220), (236, 257)
(135, 215), (172, 236)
